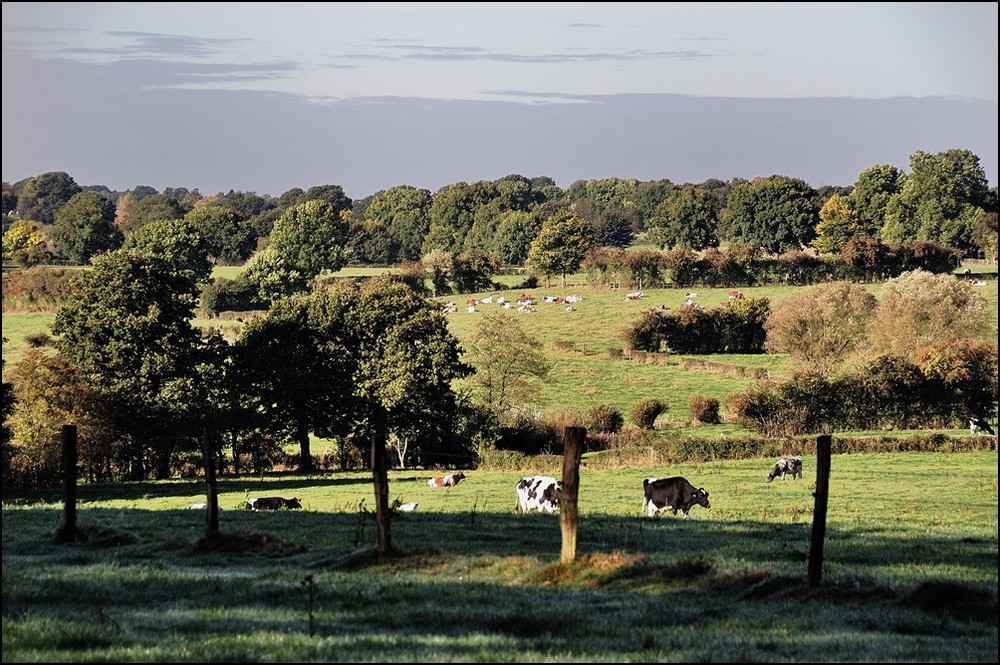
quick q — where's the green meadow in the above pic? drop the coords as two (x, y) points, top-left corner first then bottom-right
(3, 451), (997, 662)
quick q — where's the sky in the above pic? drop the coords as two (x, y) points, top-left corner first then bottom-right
(2, 2), (997, 201)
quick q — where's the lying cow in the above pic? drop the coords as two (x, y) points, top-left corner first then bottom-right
(246, 496), (302, 511)
(427, 471), (465, 488)
(515, 475), (562, 513)
(642, 477), (710, 518)
(765, 457), (803, 483)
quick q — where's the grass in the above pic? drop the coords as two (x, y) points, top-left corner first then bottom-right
(3, 266), (997, 428)
(3, 451), (997, 662)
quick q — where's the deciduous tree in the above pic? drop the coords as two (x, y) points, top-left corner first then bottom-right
(725, 176), (820, 254)
(865, 269), (990, 360)
(463, 309), (551, 418)
(764, 281), (877, 373)
(52, 249), (210, 479)
(527, 211), (595, 287)
(269, 199), (350, 280)
(51, 191), (122, 264)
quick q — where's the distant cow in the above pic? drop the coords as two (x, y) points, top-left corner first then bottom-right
(515, 475), (562, 513)
(969, 416), (995, 436)
(427, 471), (466, 488)
(765, 457), (803, 483)
(642, 477), (710, 518)
(246, 496), (302, 511)
(185, 502), (222, 511)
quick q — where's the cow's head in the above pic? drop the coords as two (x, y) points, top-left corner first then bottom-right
(288, 497), (302, 509)
(693, 489), (710, 509)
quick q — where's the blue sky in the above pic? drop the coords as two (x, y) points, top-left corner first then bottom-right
(3, 2), (997, 199)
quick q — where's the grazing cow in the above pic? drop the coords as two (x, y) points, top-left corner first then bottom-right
(765, 457), (803, 483)
(515, 475), (562, 513)
(427, 471), (466, 488)
(642, 477), (710, 518)
(246, 496), (302, 511)
(970, 416), (995, 436)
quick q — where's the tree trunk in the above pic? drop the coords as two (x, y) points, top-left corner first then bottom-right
(370, 419), (393, 554)
(297, 419), (313, 473)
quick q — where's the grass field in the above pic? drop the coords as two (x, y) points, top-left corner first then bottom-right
(3, 451), (997, 662)
(2, 262), (997, 661)
(3, 265), (997, 431)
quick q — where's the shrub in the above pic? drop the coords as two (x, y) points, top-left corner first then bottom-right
(629, 397), (668, 430)
(24, 332), (52, 348)
(583, 403), (625, 434)
(688, 394), (720, 425)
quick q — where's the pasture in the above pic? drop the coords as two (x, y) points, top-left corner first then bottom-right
(5, 264), (996, 429)
(3, 451), (997, 662)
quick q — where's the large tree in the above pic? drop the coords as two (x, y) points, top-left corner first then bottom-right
(185, 205), (256, 264)
(308, 276), (472, 553)
(462, 309), (551, 418)
(269, 199), (350, 280)
(124, 217), (213, 284)
(812, 193), (860, 255)
(848, 164), (906, 238)
(118, 194), (187, 235)
(647, 186), (719, 250)
(13, 171), (82, 225)
(881, 149), (991, 254)
(527, 211), (595, 287)
(725, 176), (820, 254)
(52, 249), (212, 479)
(51, 191), (122, 264)
(232, 294), (344, 474)
(362, 185), (432, 262)
(423, 181), (496, 255)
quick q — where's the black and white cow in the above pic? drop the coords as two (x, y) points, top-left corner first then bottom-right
(765, 457), (803, 483)
(515, 475), (562, 513)
(969, 416), (995, 436)
(246, 496), (302, 511)
(642, 477), (710, 518)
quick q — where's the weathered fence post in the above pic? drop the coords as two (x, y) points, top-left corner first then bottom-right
(560, 426), (585, 564)
(55, 424), (78, 543)
(202, 430), (220, 536)
(808, 434), (832, 587)
(371, 421), (393, 554)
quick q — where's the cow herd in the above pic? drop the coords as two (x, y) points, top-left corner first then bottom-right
(234, 457), (805, 517)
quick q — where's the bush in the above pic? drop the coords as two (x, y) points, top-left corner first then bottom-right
(583, 403), (625, 434)
(629, 397), (668, 430)
(24, 332), (52, 348)
(688, 394), (720, 425)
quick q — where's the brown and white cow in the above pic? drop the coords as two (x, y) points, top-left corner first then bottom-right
(642, 477), (710, 518)
(427, 471), (466, 488)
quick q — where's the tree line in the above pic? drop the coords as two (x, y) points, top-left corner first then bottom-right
(4, 148), (997, 282)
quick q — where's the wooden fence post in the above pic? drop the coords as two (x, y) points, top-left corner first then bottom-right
(808, 434), (832, 587)
(560, 426), (585, 564)
(202, 431), (220, 536)
(55, 424), (78, 543)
